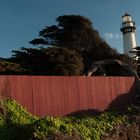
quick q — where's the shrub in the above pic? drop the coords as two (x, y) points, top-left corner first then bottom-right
(0, 99), (130, 140)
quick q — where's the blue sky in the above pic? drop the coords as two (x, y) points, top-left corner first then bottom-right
(0, 0), (140, 58)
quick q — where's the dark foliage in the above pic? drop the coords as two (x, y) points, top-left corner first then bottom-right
(29, 15), (100, 51)
(11, 47), (84, 76)
(130, 46), (140, 76)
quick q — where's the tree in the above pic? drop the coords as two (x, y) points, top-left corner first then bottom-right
(30, 15), (100, 51)
(30, 15), (124, 73)
(11, 47), (84, 76)
(0, 14), (135, 76)
(7, 14), (134, 76)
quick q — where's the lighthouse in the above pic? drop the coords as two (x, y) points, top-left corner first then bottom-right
(120, 12), (137, 57)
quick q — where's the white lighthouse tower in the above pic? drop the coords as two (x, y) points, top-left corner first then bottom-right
(120, 12), (137, 57)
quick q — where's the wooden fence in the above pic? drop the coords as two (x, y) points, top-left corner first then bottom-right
(0, 76), (136, 116)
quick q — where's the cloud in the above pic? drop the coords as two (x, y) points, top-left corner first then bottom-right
(104, 33), (122, 40)
(104, 33), (113, 39)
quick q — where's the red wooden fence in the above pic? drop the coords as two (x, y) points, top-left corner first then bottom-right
(0, 76), (136, 116)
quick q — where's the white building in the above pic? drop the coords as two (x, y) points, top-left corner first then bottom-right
(120, 12), (137, 57)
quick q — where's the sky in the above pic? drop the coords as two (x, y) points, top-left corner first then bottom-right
(0, 0), (140, 58)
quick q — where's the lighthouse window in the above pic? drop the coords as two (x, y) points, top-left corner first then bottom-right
(125, 28), (132, 32)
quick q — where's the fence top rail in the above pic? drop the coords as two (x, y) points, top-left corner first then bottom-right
(0, 75), (136, 78)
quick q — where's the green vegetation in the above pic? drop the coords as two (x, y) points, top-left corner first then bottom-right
(0, 60), (26, 75)
(0, 99), (131, 140)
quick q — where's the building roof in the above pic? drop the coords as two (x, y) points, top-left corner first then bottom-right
(122, 12), (131, 18)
